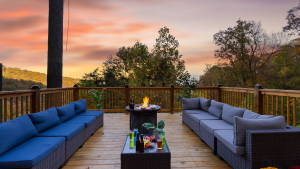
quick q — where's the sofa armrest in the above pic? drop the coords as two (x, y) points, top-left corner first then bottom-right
(245, 129), (300, 169)
(181, 98), (200, 112)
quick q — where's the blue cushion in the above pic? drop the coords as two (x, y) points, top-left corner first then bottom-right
(38, 123), (85, 141)
(77, 110), (104, 118)
(0, 115), (38, 156)
(56, 103), (76, 123)
(221, 104), (245, 125)
(0, 137), (65, 168)
(73, 99), (87, 114)
(28, 107), (61, 133)
(199, 97), (211, 112)
(63, 115), (96, 127)
(208, 100), (224, 118)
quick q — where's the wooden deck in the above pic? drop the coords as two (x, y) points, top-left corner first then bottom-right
(63, 113), (232, 169)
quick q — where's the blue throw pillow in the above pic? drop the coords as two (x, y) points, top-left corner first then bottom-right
(56, 103), (76, 123)
(221, 104), (245, 125)
(208, 100), (223, 118)
(199, 97), (211, 112)
(73, 99), (87, 114)
(0, 115), (38, 156)
(28, 107), (60, 133)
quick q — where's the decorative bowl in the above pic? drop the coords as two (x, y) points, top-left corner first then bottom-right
(140, 106), (147, 110)
(150, 105), (157, 110)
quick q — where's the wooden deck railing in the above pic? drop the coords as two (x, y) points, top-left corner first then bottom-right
(0, 84), (300, 127)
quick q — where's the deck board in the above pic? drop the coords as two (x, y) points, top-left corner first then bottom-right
(64, 113), (232, 169)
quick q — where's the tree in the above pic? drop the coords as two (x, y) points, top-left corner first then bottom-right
(283, 2), (300, 35)
(151, 26), (187, 87)
(47, 0), (64, 88)
(116, 41), (151, 87)
(213, 19), (288, 87)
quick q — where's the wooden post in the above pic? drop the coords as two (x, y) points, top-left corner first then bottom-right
(31, 85), (41, 113)
(217, 84), (222, 102)
(125, 84), (130, 114)
(73, 84), (79, 101)
(170, 84), (174, 114)
(254, 84), (263, 114)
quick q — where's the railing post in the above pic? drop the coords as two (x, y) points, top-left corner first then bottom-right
(170, 84), (174, 114)
(73, 84), (79, 101)
(31, 85), (40, 113)
(125, 84), (130, 114)
(255, 84), (263, 114)
(217, 84), (222, 102)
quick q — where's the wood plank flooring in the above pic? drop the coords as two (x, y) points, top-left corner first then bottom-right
(63, 113), (232, 169)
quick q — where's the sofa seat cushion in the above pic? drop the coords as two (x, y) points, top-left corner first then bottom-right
(73, 99), (87, 115)
(28, 107), (61, 133)
(233, 116), (286, 146)
(0, 137), (65, 168)
(200, 120), (233, 134)
(199, 97), (211, 112)
(182, 98), (200, 110)
(185, 109), (207, 115)
(63, 115), (96, 127)
(56, 103), (76, 123)
(77, 110), (104, 118)
(222, 104), (245, 125)
(0, 115), (38, 156)
(214, 130), (245, 155)
(208, 100), (224, 118)
(38, 123), (85, 141)
(190, 113), (220, 124)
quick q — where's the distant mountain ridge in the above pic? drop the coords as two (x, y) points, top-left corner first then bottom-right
(2, 66), (80, 91)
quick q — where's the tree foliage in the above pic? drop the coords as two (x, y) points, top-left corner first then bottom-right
(211, 19), (288, 87)
(80, 27), (191, 88)
(283, 2), (300, 35)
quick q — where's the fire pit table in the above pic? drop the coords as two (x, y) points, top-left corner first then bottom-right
(126, 104), (161, 135)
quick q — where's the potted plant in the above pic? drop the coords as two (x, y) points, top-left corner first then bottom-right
(89, 89), (105, 109)
(142, 120), (165, 141)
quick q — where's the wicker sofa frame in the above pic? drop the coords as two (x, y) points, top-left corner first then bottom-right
(182, 98), (300, 169)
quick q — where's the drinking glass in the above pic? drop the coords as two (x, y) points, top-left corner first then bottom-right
(134, 128), (138, 137)
(130, 141), (134, 149)
(157, 139), (162, 149)
(129, 131), (134, 141)
(159, 134), (165, 145)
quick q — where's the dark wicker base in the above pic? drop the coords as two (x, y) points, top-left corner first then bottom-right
(217, 139), (245, 169)
(199, 124), (214, 150)
(31, 142), (65, 169)
(121, 153), (171, 169)
(66, 128), (85, 160)
(182, 111), (188, 125)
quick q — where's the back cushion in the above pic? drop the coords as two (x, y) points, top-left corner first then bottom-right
(199, 97), (211, 112)
(28, 107), (61, 133)
(257, 115), (275, 119)
(208, 100), (223, 118)
(222, 104), (245, 125)
(182, 98), (200, 110)
(233, 116), (286, 146)
(57, 103), (76, 123)
(74, 99), (87, 114)
(243, 109), (260, 119)
(0, 115), (38, 156)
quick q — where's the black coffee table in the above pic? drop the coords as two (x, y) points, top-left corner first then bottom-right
(121, 135), (171, 169)
(126, 104), (161, 135)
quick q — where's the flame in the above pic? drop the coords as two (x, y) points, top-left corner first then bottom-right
(140, 96), (149, 107)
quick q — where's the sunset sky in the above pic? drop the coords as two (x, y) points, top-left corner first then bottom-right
(0, 0), (297, 79)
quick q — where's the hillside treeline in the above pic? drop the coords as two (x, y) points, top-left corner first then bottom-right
(200, 2), (300, 90)
(2, 66), (80, 91)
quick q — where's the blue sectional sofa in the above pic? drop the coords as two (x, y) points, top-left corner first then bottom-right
(0, 99), (103, 169)
(182, 97), (300, 169)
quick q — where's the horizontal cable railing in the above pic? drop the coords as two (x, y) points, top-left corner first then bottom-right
(0, 85), (300, 127)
